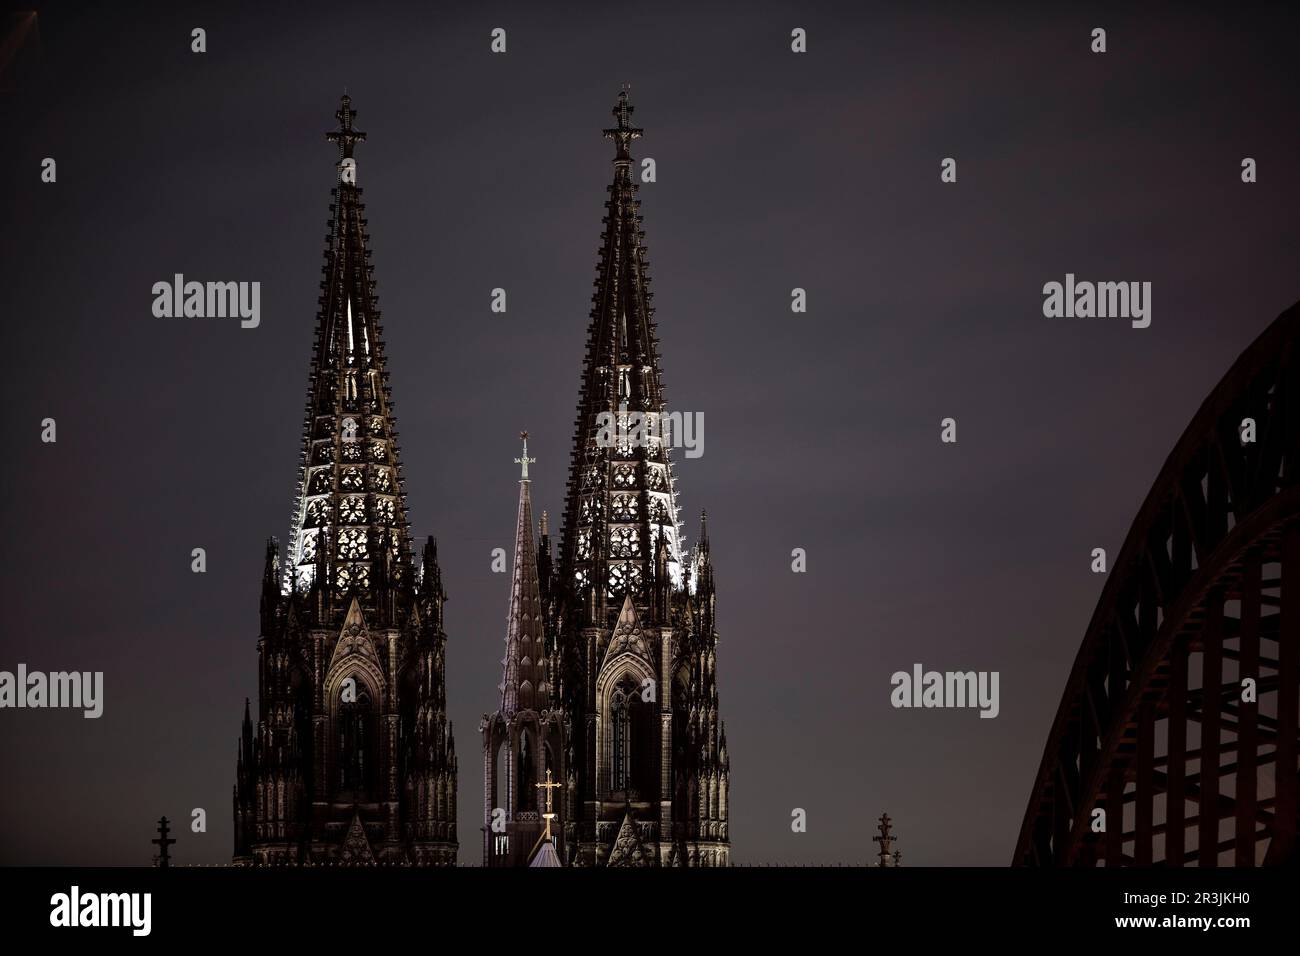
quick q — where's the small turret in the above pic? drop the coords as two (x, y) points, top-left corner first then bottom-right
(537, 510), (553, 606)
(418, 536), (446, 629)
(651, 524), (671, 624)
(694, 510), (716, 633)
(259, 537), (280, 634)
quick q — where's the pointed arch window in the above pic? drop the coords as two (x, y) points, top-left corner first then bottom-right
(518, 731), (536, 812)
(337, 685), (375, 796)
(494, 740), (510, 815)
(611, 688), (630, 791)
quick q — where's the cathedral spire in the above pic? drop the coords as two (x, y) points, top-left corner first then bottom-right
(236, 96), (456, 866)
(280, 95), (415, 609)
(560, 89), (685, 624)
(502, 432), (546, 714)
(549, 91), (730, 866)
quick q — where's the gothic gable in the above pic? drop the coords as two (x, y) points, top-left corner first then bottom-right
(340, 810), (376, 864)
(606, 811), (649, 867)
(605, 595), (652, 664)
(329, 598), (382, 673)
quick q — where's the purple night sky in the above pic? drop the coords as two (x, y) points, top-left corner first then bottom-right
(2, 1), (1299, 866)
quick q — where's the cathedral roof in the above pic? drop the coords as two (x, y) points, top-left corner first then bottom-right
(529, 839), (562, 867)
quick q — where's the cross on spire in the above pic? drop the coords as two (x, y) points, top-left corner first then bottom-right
(152, 815), (176, 868)
(536, 768), (562, 840)
(326, 92), (367, 160)
(603, 86), (642, 164)
(515, 430), (536, 481)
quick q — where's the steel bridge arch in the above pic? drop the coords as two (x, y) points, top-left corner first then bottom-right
(1014, 301), (1300, 866)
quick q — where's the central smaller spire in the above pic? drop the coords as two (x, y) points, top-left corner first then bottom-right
(500, 429), (545, 715)
(603, 86), (642, 165)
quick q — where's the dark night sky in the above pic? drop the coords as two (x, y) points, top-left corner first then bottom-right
(2, 1), (1298, 866)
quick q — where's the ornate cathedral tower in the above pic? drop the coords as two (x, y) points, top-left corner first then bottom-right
(233, 96), (457, 866)
(481, 434), (568, 866)
(555, 90), (730, 866)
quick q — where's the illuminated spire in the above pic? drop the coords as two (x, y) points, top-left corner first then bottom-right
(549, 91), (729, 866)
(235, 95), (456, 868)
(280, 95), (414, 611)
(560, 89), (686, 624)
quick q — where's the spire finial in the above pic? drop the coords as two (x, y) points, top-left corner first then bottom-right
(515, 430), (536, 481)
(326, 92), (367, 164)
(152, 816), (176, 869)
(603, 85), (642, 165)
(873, 812), (899, 867)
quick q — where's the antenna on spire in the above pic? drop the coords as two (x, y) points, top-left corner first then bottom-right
(515, 430), (536, 481)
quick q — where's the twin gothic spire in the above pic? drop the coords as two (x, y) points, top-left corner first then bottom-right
(559, 88), (693, 626)
(282, 93), (417, 611)
(237, 90), (727, 867)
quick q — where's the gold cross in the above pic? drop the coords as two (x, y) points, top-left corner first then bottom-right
(536, 768), (562, 839)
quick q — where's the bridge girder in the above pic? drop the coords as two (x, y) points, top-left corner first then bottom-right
(1014, 302), (1300, 866)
